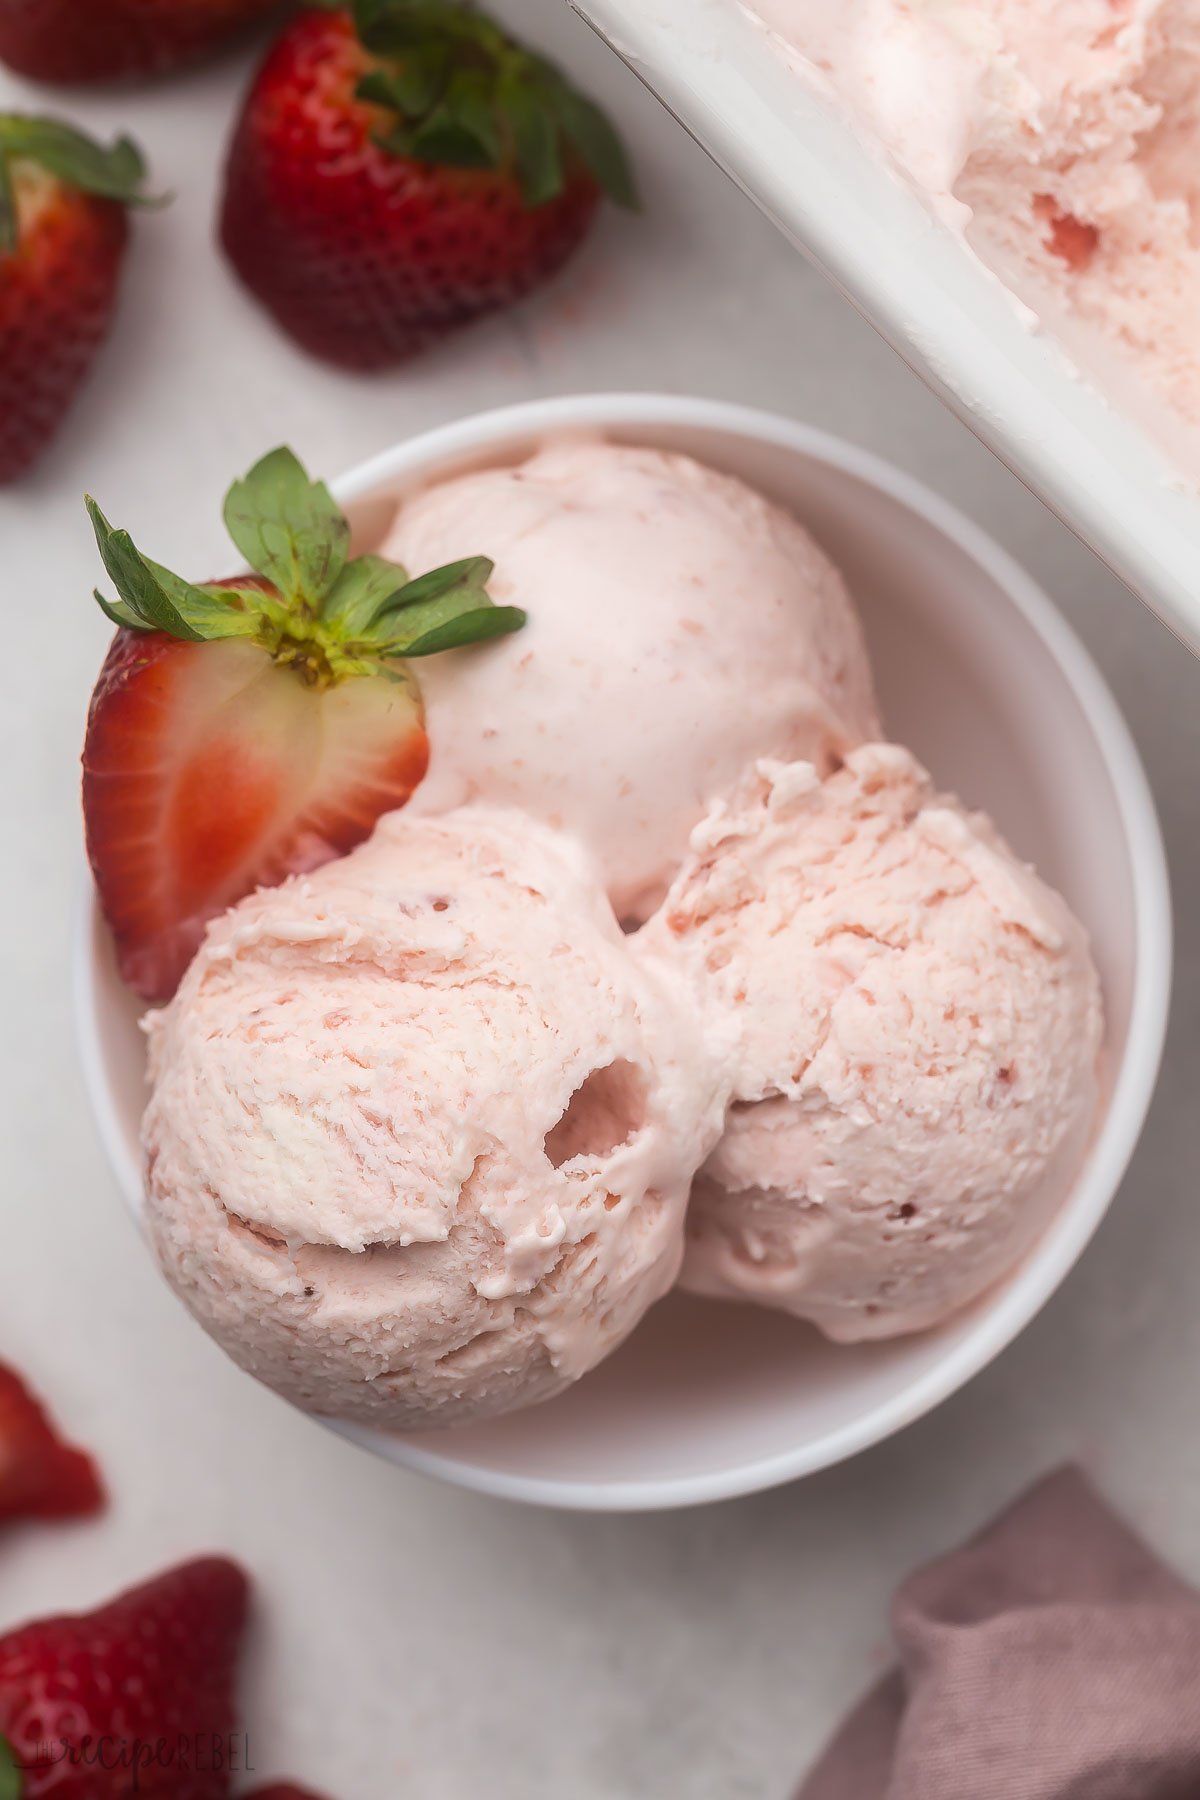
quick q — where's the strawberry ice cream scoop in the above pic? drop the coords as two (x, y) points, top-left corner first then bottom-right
(380, 441), (880, 923)
(142, 807), (722, 1431)
(637, 745), (1104, 1341)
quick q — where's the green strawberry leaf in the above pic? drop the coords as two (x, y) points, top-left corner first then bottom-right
(370, 554), (494, 625)
(0, 1735), (20, 1800)
(547, 84), (639, 210)
(447, 69), (501, 161)
(88, 499), (207, 641)
(0, 156), (14, 257)
(93, 587), (148, 632)
(400, 604), (527, 658)
(0, 115), (157, 208)
(193, 581), (286, 641)
(353, 554), (524, 658)
(410, 67), (501, 166)
(368, 659), (425, 685)
(407, 115), (494, 168)
(354, 0), (503, 57)
(500, 75), (563, 208)
(356, 69), (402, 109)
(351, 0), (415, 41)
(87, 499), (259, 642)
(223, 447), (350, 613)
(357, 49), (448, 119)
(321, 553), (411, 636)
(144, 558), (261, 638)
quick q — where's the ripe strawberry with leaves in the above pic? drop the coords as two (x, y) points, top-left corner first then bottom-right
(0, 118), (155, 483)
(0, 1365), (104, 1528)
(0, 1558), (247, 1800)
(0, 0), (281, 85)
(82, 446), (523, 1002)
(220, 0), (636, 368)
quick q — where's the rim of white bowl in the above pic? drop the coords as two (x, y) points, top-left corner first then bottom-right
(73, 394), (1173, 1513)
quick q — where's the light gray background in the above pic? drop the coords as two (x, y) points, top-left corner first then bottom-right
(0, 6), (1195, 1795)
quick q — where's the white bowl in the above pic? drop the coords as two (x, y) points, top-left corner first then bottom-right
(571, 0), (1200, 653)
(75, 393), (1171, 1511)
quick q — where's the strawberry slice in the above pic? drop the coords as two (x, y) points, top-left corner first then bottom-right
(0, 1364), (104, 1527)
(0, 1557), (247, 1800)
(82, 447), (525, 1002)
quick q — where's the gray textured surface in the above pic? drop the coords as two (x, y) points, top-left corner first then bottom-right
(0, 5), (1195, 1795)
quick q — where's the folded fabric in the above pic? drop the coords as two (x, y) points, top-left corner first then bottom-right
(798, 1467), (1200, 1800)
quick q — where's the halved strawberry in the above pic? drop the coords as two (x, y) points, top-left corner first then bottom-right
(0, 1364), (104, 1526)
(82, 447), (525, 1002)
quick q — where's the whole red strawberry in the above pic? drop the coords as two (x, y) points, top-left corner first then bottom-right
(220, 0), (636, 368)
(82, 445), (525, 1001)
(0, 117), (155, 484)
(0, 1557), (248, 1799)
(0, 0), (282, 85)
(0, 1365), (104, 1527)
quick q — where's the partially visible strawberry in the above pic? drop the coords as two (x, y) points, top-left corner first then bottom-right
(0, 117), (156, 483)
(245, 1788), (333, 1799)
(0, 1558), (248, 1799)
(0, 1365), (104, 1527)
(0, 0), (281, 85)
(220, 1), (636, 369)
(82, 446), (525, 1001)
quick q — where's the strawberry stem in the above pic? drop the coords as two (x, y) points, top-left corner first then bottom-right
(88, 446), (526, 686)
(347, 0), (638, 209)
(0, 115), (159, 255)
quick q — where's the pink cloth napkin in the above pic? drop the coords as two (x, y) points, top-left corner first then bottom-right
(798, 1468), (1200, 1800)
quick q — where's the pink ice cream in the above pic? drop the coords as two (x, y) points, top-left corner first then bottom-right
(746, 0), (1200, 444)
(142, 807), (722, 1431)
(380, 440), (880, 923)
(637, 745), (1104, 1341)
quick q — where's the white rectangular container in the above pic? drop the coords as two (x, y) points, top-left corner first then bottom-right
(570, 0), (1200, 652)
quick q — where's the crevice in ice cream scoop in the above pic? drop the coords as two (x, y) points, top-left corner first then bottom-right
(212, 1193), (289, 1254)
(543, 1061), (648, 1168)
